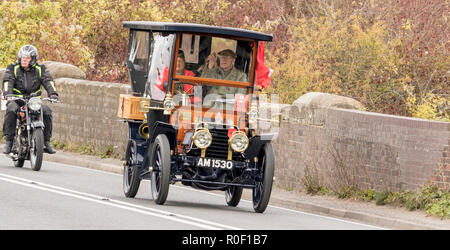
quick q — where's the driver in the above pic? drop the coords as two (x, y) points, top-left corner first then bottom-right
(201, 49), (247, 82)
(2, 45), (59, 154)
(201, 49), (247, 97)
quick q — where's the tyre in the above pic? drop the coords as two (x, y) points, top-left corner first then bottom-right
(150, 134), (171, 205)
(225, 186), (243, 207)
(30, 128), (44, 171)
(123, 140), (141, 198)
(252, 143), (275, 213)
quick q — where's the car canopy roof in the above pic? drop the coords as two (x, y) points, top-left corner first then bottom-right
(123, 21), (273, 42)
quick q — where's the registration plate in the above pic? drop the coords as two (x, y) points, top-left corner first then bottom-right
(196, 158), (233, 170)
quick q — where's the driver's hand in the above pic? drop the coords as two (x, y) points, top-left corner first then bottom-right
(206, 52), (217, 69)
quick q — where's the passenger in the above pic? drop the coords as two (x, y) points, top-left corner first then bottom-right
(155, 50), (195, 94)
(174, 50), (196, 95)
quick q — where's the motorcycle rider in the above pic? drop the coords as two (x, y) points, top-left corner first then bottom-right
(2, 45), (59, 154)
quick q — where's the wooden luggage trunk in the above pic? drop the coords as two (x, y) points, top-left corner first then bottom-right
(117, 94), (145, 120)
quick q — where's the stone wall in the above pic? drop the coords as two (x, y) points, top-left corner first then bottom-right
(273, 105), (450, 192)
(49, 78), (132, 154)
(1, 64), (449, 191)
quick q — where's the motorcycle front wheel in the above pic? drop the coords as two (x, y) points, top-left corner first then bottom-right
(30, 128), (44, 171)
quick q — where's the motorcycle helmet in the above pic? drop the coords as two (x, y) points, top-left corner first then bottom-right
(17, 45), (39, 66)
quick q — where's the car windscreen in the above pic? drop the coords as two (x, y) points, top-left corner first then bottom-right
(129, 31), (150, 72)
(174, 34), (254, 111)
(145, 32), (175, 101)
(175, 34), (254, 84)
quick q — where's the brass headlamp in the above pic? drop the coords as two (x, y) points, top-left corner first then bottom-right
(192, 127), (212, 157)
(138, 93), (175, 115)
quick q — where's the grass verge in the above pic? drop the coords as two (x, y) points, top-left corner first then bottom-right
(301, 181), (449, 219)
(50, 139), (121, 160)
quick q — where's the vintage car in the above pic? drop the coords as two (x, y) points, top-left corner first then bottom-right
(117, 21), (277, 213)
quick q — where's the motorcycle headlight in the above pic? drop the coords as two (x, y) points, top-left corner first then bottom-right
(229, 131), (249, 152)
(192, 128), (212, 149)
(28, 97), (42, 111)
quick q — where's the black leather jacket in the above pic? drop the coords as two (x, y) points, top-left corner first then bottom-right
(2, 63), (58, 98)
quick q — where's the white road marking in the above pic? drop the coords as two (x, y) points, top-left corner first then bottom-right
(20, 159), (386, 229)
(171, 185), (387, 230)
(0, 172), (241, 230)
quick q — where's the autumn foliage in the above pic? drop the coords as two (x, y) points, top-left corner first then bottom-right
(0, 0), (448, 120)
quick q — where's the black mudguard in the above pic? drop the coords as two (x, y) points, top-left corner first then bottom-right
(244, 133), (277, 161)
(148, 121), (178, 148)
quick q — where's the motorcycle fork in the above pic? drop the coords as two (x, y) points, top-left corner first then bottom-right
(28, 106), (44, 151)
(25, 105), (32, 149)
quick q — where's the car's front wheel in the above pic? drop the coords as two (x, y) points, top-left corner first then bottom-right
(150, 134), (171, 205)
(252, 143), (275, 213)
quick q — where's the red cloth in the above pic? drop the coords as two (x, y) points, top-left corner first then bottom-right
(255, 42), (271, 89)
(181, 70), (201, 103)
(227, 128), (237, 138)
(155, 67), (196, 93)
(155, 68), (200, 104)
(182, 70), (196, 94)
(155, 67), (169, 91)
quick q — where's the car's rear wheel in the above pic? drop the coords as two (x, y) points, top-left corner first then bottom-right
(252, 143), (275, 213)
(225, 186), (243, 207)
(151, 134), (171, 205)
(123, 140), (141, 198)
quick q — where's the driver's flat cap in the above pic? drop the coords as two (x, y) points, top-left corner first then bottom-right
(218, 49), (237, 58)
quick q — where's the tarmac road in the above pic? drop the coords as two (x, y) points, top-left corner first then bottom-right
(0, 154), (385, 230)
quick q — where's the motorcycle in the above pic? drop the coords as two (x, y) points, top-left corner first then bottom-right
(6, 94), (58, 171)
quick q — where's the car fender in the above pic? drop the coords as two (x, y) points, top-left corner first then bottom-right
(148, 121), (178, 149)
(245, 133), (277, 161)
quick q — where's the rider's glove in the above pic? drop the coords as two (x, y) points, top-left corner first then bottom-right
(4, 94), (14, 101)
(49, 94), (59, 102)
